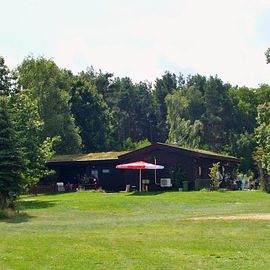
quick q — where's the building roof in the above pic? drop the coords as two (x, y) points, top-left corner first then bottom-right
(47, 143), (239, 164)
(159, 143), (238, 160)
(119, 143), (240, 162)
(48, 151), (130, 163)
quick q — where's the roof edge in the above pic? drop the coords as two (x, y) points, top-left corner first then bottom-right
(119, 142), (239, 162)
(156, 142), (240, 162)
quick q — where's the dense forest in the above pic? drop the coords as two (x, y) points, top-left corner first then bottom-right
(0, 53), (270, 207)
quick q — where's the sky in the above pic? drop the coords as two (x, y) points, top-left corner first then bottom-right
(1, 0), (270, 87)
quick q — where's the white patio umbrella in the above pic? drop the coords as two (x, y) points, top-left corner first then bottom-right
(116, 161), (164, 192)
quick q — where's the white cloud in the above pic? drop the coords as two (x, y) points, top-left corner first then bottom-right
(2, 0), (270, 87)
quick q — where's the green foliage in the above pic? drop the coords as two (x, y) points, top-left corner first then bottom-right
(166, 75), (269, 176)
(9, 91), (57, 186)
(17, 56), (82, 154)
(0, 56), (18, 96)
(254, 103), (270, 191)
(224, 132), (256, 173)
(0, 56), (11, 96)
(116, 80), (155, 144)
(166, 86), (205, 148)
(70, 77), (112, 152)
(201, 76), (233, 150)
(0, 209), (8, 218)
(111, 78), (154, 144)
(153, 72), (179, 142)
(209, 162), (221, 191)
(255, 103), (270, 172)
(133, 139), (151, 149)
(265, 47), (270, 64)
(225, 86), (264, 173)
(255, 84), (270, 105)
(2, 53), (270, 185)
(169, 165), (187, 188)
(228, 86), (257, 133)
(81, 70), (156, 147)
(122, 138), (151, 150)
(0, 97), (26, 209)
(172, 86), (204, 122)
(166, 75), (244, 153)
(168, 118), (203, 148)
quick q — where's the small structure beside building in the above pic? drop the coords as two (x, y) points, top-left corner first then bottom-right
(44, 143), (239, 192)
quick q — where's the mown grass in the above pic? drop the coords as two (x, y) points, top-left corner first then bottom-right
(0, 191), (270, 269)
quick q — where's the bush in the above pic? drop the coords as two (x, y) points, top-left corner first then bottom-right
(0, 209), (8, 219)
(169, 165), (187, 189)
(209, 162), (222, 191)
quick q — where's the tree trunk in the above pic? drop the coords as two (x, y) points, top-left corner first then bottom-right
(257, 163), (268, 191)
(0, 194), (8, 210)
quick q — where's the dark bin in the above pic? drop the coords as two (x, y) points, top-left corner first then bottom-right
(183, 181), (189, 191)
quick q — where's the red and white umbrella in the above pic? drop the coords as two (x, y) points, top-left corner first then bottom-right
(116, 161), (164, 192)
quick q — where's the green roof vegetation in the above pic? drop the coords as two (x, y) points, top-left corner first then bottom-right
(48, 151), (130, 163)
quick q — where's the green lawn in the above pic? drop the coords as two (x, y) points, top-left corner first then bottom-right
(0, 191), (270, 270)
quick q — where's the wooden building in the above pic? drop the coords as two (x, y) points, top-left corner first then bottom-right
(46, 143), (239, 192)
(46, 151), (129, 191)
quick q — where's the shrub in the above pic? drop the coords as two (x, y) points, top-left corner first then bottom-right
(209, 162), (222, 191)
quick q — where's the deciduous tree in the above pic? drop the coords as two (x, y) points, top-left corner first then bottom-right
(254, 103), (270, 191)
(9, 92), (56, 186)
(17, 57), (82, 154)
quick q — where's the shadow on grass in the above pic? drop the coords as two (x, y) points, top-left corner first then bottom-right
(0, 212), (33, 224)
(128, 191), (165, 196)
(0, 200), (57, 223)
(20, 200), (57, 210)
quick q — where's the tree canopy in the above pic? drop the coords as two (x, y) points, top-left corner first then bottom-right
(17, 57), (82, 154)
(1, 51), (270, 206)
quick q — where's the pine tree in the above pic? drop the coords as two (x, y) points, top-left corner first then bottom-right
(0, 97), (25, 209)
(0, 56), (18, 96)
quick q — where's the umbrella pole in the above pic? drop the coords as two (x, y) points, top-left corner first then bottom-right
(139, 169), (142, 192)
(154, 157), (157, 185)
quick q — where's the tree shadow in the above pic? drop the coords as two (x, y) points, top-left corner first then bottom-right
(0, 200), (57, 224)
(0, 212), (33, 224)
(20, 200), (57, 210)
(128, 191), (165, 196)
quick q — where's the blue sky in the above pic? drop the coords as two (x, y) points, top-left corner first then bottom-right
(1, 0), (270, 87)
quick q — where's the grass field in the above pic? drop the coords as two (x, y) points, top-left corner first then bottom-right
(0, 191), (270, 270)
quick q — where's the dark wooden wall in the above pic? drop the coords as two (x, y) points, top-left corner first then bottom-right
(118, 147), (238, 191)
(119, 148), (199, 190)
(46, 160), (125, 191)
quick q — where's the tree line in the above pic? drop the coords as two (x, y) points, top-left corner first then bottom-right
(0, 53), (270, 208)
